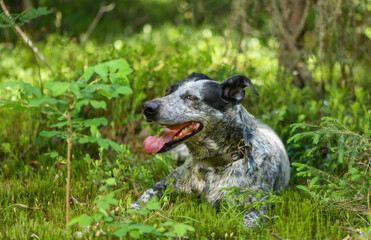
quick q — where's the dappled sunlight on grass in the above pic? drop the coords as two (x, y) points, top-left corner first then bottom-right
(0, 20), (369, 239)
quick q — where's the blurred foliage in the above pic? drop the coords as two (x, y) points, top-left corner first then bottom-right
(0, 6), (49, 28)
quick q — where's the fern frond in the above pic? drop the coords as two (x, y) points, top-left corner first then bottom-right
(291, 118), (370, 218)
(0, 7), (50, 29)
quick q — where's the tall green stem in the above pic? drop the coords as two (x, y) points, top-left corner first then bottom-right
(66, 93), (72, 225)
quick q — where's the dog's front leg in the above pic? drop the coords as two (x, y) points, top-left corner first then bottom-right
(243, 206), (267, 228)
(129, 167), (182, 210)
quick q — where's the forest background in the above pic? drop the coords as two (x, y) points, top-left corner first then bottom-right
(0, 0), (370, 239)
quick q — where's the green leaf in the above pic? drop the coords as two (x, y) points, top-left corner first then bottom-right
(83, 66), (95, 81)
(96, 200), (110, 209)
(162, 221), (174, 227)
(1, 82), (41, 98)
(164, 232), (176, 237)
(109, 73), (120, 84)
(107, 140), (122, 152)
(70, 82), (80, 96)
(184, 225), (195, 232)
(106, 58), (130, 72)
(77, 214), (93, 228)
(309, 176), (319, 189)
(44, 98), (58, 105)
(0, 81), (21, 89)
(50, 122), (68, 128)
(90, 84), (119, 98)
(107, 197), (118, 205)
(90, 100), (106, 110)
(114, 228), (128, 237)
(76, 99), (90, 110)
(28, 98), (45, 106)
(173, 223), (187, 237)
(44, 151), (59, 158)
(117, 67), (133, 77)
(44, 81), (70, 96)
(137, 225), (157, 234)
(90, 126), (101, 138)
(104, 216), (114, 223)
(146, 201), (161, 210)
(114, 85), (133, 95)
(98, 89), (118, 99)
(137, 208), (149, 215)
(30, 86), (42, 98)
(18, 7), (50, 26)
(92, 212), (103, 222)
(296, 185), (310, 193)
(95, 64), (109, 82)
(129, 230), (140, 239)
(97, 138), (109, 149)
(104, 177), (116, 186)
(78, 136), (96, 144)
(39, 130), (61, 137)
(85, 117), (108, 127)
(99, 208), (109, 217)
(66, 217), (79, 227)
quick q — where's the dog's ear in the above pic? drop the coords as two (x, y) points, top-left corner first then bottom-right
(188, 72), (212, 80)
(221, 75), (259, 104)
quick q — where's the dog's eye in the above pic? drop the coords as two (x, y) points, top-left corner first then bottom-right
(186, 95), (198, 100)
(165, 88), (171, 96)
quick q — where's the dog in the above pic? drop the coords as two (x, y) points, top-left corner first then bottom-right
(130, 72), (290, 227)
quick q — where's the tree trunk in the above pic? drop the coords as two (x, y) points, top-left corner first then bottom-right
(271, 0), (312, 88)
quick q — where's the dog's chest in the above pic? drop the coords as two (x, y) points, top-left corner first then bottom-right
(179, 160), (252, 202)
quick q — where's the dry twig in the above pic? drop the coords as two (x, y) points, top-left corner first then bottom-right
(80, 2), (115, 43)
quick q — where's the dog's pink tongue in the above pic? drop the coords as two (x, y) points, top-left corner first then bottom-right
(143, 127), (179, 155)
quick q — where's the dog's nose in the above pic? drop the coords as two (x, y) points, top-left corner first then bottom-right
(142, 100), (160, 117)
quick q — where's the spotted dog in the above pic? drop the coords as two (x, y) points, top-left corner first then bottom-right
(131, 73), (290, 227)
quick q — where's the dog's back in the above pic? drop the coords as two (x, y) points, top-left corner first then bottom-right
(254, 122), (290, 191)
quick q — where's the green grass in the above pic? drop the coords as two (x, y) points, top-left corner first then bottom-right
(0, 158), (356, 240)
(0, 24), (369, 239)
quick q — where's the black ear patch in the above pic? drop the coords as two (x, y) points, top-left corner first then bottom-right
(187, 72), (212, 80)
(221, 75), (258, 104)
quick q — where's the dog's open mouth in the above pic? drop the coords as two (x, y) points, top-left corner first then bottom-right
(143, 121), (202, 155)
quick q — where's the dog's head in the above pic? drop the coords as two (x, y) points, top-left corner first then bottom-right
(142, 72), (258, 155)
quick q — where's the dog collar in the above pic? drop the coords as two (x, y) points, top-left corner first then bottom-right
(197, 140), (253, 168)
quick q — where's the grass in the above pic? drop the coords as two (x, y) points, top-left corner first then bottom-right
(0, 24), (369, 239)
(0, 155), (356, 240)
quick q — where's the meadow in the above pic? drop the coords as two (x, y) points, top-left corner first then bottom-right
(0, 1), (370, 239)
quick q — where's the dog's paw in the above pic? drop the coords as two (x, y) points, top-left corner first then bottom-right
(244, 210), (259, 228)
(243, 210), (267, 228)
(129, 201), (141, 210)
(122, 202), (141, 218)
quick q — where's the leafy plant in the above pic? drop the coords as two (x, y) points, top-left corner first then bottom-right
(289, 117), (370, 226)
(289, 117), (370, 169)
(0, 58), (133, 224)
(68, 187), (195, 239)
(0, 6), (50, 28)
(84, 145), (155, 194)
